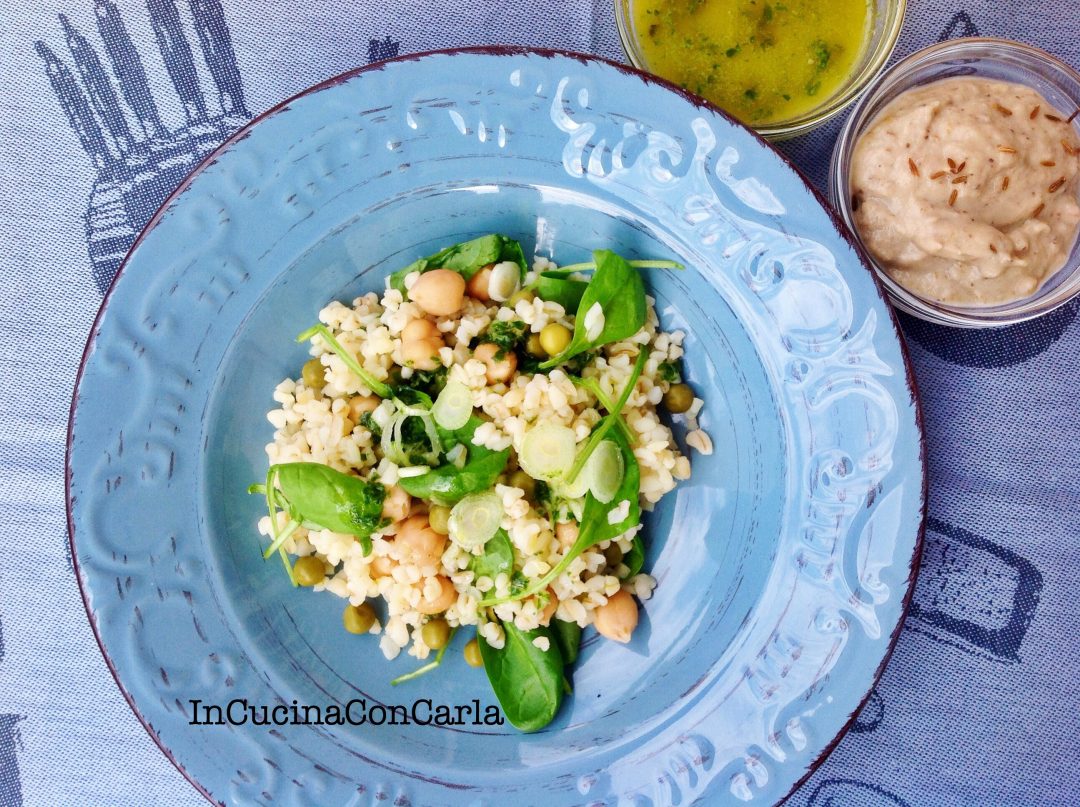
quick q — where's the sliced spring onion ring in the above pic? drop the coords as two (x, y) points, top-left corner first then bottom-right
(585, 439), (624, 503)
(518, 422), (577, 481)
(432, 379), (473, 430)
(448, 490), (503, 549)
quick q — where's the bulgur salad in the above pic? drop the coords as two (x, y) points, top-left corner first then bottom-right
(250, 234), (710, 731)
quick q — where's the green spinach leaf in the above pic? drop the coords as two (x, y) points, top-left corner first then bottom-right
(540, 250), (647, 369)
(535, 271), (588, 311)
(479, 622), (564, 732)
(623, 535), (645, 578)
(552, 619), (582, 666)
(388, 234), (528, 293)
(398, 416), (510, 505)
(265, 463), (386, 556)
(468, 528), (514, 580)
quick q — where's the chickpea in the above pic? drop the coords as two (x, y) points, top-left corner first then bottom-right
(293, 555), (326, 587)
(421, 618), (451, 650)
(538, 587), (558, 626)
(464, 638), (484, 667)
(381, 485), (412, 523)
(394, 515), (447, 567)
(343, 603), (377, 634)
(539, 323), (572, 357)
(415, 576), (456, 615)
(403, 317), (440, 342)
(508, 469), (536, 500)
(409, 269), (466, 316)
(370, 554), (396, 578)
(339, 416), (355, 437)
(466, 264), (494, 301)
(525, 333), (546, 358)
(347, 394), (380, 421)
(402, 337), (444, 371)
(473, 341), (518, 384)
(555, 520), (579, 550)
(663, 383), (694, 414)
(593, 589), (638, 643)
(427, 504), (451, 535)
(301, 358), (326, 392)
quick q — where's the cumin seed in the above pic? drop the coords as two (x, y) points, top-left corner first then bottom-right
(1045, 113), (1063, 122)
(1033, 202), (1046, 217)
(1069, 109), (1079, 123)
(989, 244), (998, 253)
(947, 157), (957, 172)
(948, 189), (958, 206)
(908, 157), (919, 176)
(994, 103), (1013, 117)
(1063, 141), (1079, 156)
(951, 175), (969, 184)
(1049, 176), (1066, 192)
(1041, 160), (1057, 167)
(1030, 105), (1041, 119)
(997, 145), (1017, 154)
(930, 170), (947, 179)
(1002, 176), (1010, 191)
(957, 161), (967, 173)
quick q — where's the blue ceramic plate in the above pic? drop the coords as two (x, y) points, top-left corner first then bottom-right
(67, 48), (924, 806)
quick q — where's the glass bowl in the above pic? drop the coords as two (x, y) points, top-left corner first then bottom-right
(614, 0), (906, 140)
(829, 38), (1080, 328)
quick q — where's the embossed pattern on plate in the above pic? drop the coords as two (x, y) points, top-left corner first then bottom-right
(67, 49), (924, 806)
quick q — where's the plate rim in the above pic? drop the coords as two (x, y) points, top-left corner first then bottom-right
(64, 44), (927, 807)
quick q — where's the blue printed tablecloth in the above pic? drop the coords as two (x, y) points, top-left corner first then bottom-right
(0, 2), (1077, 805)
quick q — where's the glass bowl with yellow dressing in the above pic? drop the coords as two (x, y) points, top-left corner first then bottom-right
(615, 0), (905, 139)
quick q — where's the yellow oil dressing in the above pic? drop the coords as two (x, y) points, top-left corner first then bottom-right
(631, 0), (871, 125)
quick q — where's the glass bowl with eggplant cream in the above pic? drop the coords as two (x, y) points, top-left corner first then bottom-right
(830, 38), (1080, 327)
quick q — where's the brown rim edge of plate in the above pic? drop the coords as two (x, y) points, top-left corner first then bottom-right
(64, 44), (928, 807)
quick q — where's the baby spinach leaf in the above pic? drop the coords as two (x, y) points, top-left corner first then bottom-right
(540, 250), (647, 369)
(535, 272), (588, 311)
(399, 416), (509, 505)
(479, 622), (564, 732)
(388, 234), (528, 293)
(552, 619), (582, 666)
(623, 535), (645, 578)
(265, 463), (386, 556)
(478, 427), (640, 607)
(468, 528), (514, 580)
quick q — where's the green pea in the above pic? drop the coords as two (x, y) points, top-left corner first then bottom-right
(507, 289), (536, 308)
(427, 505), (451, 535)
(302, 358), (326, 392)
(508, 469), (536, 499)
(539, 323), (572, 357)
(421, 618), (451, 650)
(343, 603), (376, 634)
(663, 383), (694, 414)
(464, 638), (483, 667)
(525, 333), (546, 358)
(293, 555), (327, 586)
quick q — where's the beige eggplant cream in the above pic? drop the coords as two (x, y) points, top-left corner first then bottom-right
(850, 77), (1080, 305)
